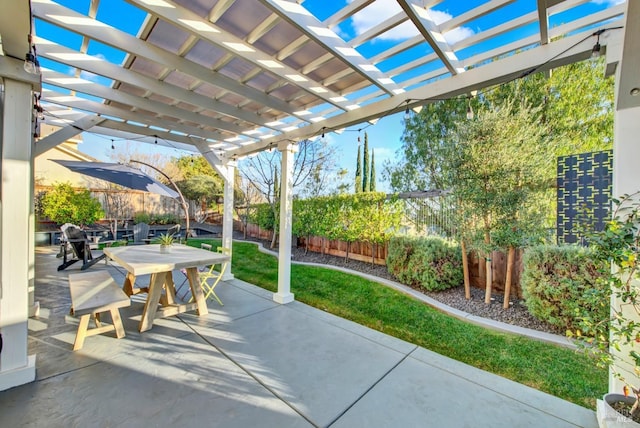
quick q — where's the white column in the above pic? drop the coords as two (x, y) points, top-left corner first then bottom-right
(0, 78), (37, 391)
(610, 104), (640, 394)
(610, 0), (640, 393)
(273, 142), (298, 304)
(221, 162), (235, 281)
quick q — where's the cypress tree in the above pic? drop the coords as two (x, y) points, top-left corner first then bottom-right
(362, 132), (369, 192)
(370, 149), (376, 192)
(355, 143), (362, 193)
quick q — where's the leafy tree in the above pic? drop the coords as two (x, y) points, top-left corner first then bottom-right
(240, 138), (336, 248)
(385, 58), (614, 195)
(98, 181), (133, 238)
(384, 97), (466, 193)
(446, 98), (549, 302)
(41, 182), (104, 226)
(172, 155), (225, 222)
(178, 175), (223, 221)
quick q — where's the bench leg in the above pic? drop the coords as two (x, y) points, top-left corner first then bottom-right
(74, 314), (91, 351)
(110, 309), (125, 339)
(93, 312), (102, 328)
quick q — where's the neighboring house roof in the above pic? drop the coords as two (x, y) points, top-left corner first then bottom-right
(34, 124), (100, 188)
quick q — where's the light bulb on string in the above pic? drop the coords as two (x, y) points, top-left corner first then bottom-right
(466, 98), (474, 120)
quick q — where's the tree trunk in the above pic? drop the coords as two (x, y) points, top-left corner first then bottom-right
(483, 228), (492, 304)
(371, 243), (375, 265)
(461, 240), (470, 300)
(345, 241), (350, 261)
(270, 230), (277, 249)
(503, 246), (516, 309)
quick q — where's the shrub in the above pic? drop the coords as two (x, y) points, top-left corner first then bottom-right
(386, 236), (416, 284)
(521, 245), (608, 333)
(251, 203), (276, 231)
(133, 211), (151, 224)
(40, 182), (103, 226)
(387, 236), (463, 291)
(150, 213), (179, 225)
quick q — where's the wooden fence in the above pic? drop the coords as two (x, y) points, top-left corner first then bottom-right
(297, 236), (388, 265)
(467, 250), (524, 298)
(235, 220), (523, 294)
(234, 220), (388, 265)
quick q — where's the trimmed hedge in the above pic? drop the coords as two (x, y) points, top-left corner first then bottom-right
(387, 236), (463, 291)
(521, 245), (608, 333)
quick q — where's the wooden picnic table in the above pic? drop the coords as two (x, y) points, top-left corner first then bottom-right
(103, 244), (230, 332)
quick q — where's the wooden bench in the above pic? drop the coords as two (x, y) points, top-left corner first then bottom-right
(68, 271), (131, 350)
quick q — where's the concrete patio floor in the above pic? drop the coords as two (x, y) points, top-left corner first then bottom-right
(0, 246), (598, 427)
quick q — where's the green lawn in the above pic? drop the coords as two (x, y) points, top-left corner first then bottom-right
(187, 238), (607, 409)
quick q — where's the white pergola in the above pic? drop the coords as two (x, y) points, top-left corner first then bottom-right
(0, 0), (638, 393)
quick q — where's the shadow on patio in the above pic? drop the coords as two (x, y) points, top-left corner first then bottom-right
(0, 247), (597, 427)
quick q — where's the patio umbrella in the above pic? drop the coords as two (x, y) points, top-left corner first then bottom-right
(53, 160), (179, 198)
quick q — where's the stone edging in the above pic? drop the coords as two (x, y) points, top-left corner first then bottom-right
(240, 239), (576, 350)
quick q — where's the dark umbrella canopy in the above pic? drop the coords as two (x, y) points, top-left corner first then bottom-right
(53, 160), (179, 199)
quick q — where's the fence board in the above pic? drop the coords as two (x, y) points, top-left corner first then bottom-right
(468, 250), (523, 298)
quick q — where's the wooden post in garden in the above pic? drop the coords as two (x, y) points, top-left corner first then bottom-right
(484, 255), (492, 304)
(484, 228), (492, 304)
(461, 241), (471, 299)
(503, 246), (515, 309)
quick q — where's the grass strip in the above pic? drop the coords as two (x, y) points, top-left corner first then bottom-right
(188, 239), (606, 409)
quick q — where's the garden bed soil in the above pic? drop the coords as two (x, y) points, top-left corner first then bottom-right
(240, 235), (562, 336)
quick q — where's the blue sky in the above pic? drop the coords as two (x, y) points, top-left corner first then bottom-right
(37, 0), (623, 192)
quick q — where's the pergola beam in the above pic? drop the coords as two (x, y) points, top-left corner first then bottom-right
(124, 0), (351, 111)
(32, 0), (307, 119)
(260, 0), (403, 96)
(231, 29), (619, 157)
(34, 115), (106, 156)
(397, 0), (463, 75)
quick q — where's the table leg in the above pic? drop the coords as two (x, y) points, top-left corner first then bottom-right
(161, 272), (176, 306)
(123, 271), (149, 296)
(139, 272), (167, 332)
(123, 272), (136, 296)
(186, 267), (208, 316)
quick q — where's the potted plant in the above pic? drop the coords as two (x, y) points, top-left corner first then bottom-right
(571, 193), (640, 427)
(156, 233), (175, 253)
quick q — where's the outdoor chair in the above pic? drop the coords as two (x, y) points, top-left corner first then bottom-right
(166, 224), (181, 240)
(175, 243), (229, 305)
(57, 223), (107, 271)
(124, 222), (150, 245)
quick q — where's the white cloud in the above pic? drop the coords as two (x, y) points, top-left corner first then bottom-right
(348, 0), (473, 44)
(591, 0), (625, 5)
(371, 146), (394, 164)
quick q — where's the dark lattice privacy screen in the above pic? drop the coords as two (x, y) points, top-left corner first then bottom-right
(557, 150), (612, 244)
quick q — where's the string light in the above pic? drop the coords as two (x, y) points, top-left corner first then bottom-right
(111, 139), (115, 150)
(591, 29), (604, 58)
(466, 97), (474, 120)
(23, 35), (40, 75)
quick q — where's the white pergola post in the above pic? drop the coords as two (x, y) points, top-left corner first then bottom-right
(273, 142), (298, 304)
(609, 0), (640, 393)
(220, 162), (235, 281)
(0, 77), (37, 391)
(208, 155), (236, 280)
